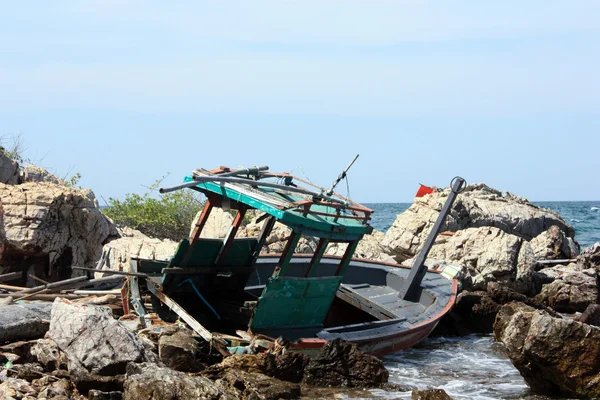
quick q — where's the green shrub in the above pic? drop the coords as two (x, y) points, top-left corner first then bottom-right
(103, 176), (204, 241)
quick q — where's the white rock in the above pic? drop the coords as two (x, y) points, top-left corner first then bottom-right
(382, 183), (575, 263)
(0, 182), (117, 278)
(48, 298), (147, 376)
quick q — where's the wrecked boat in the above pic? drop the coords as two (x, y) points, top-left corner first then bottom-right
(121, 165), (462, 356)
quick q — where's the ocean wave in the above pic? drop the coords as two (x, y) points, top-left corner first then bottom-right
(571, 219), (581, 223)
(591, 207), (599, 211)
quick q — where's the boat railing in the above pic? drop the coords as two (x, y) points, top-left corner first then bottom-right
(285, 199), (372, 223)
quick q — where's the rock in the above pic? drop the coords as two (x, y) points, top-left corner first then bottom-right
(123, 362), (223, 400)
(216, 369), (300, 400)
(529, 225), (579, 260)
(239, 218), (318, 254)
(451, 291), (501, 333)
(189, 207), (233, 239)
(7, 362), (45, 381)
(579, 304), (600, 327)
(0, 303), (52, 344)
(30, 338), (68, 371)
(205, 352), (310, 384)
(302, 339), (388, 387)
(578, 242), (600, 270)
(48, 298), (148, 391)
(325, 230), (396, 263)
(36, 377), (74, 398)
(0, 182), (117, 280)
(0, 151), (19, 184)
(96, 227), (177, 277)
(158, 328), (199, 372)
(412, 388), (453, 399)
(407, 227), (535, 293)
(22, 165), (62, 185)
(0, 341), (35, 364)
(534, 269), (598, 313)
(0, 377), (37, 399)
(494, 302), (600, 398)
(382, 183), (574, 263)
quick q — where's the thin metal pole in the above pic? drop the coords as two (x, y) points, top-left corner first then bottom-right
(326, 154), (359, 196)
(399, 177), (466, 301)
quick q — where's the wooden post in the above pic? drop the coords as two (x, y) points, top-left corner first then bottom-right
(306, 238), (329, 277)
(215, 205), (247, 264)
(250, 216), (276, 267)
(271, 231), (301, 278)
(189, 196), (215, 245)
(335, 240), (359, 276)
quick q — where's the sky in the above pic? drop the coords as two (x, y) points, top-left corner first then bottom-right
(1, 1), (599, 203)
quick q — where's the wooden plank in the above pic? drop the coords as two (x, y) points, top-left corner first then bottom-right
(145, 280), (213, 343)
(536, 259), (577, 265)
(13, 276), (89, 295)
(0, 272), (22, 283)
(215, 204), (247, 264)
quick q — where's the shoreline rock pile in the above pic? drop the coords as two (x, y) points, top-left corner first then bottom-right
(2, 155), (599, 399)
(0, 297), (393, 399)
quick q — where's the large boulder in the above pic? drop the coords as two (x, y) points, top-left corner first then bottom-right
(407, 227), (535, 294)
(215, 369), (300, 400)
(301, 339), (388, 388)
(158, 328), (199, 372)
(96, 227), (177, 276)
(578, 242), (600, 271)
(0, 303), (52, 344)
(239, 218), (317, 254)
(189, 207), (233, 239)
(494, 302), (600, 398)
(0, 151), (19, 184)
(123, 362), (224, 400)
(529, 225), (579, 260)
(0, 182), (117, 280)
(22, 165), (62, 185)
(325, 230), (396, 263)
(47, 298), (149, 391)
(203, 352), (309, 384)
(534, 269), (598, 313)
(382, 184), (574, 263)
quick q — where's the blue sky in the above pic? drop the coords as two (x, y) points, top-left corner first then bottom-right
(1, 1), (599, 202)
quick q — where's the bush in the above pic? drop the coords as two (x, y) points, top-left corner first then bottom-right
(103, 176), (204, 241)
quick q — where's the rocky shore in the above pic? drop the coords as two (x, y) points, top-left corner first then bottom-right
(2, 153), (600, 399)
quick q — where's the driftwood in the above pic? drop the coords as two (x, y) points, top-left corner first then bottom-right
(0, 283), (27, 291)
(0, 272), (22, 283)
(14, 276), (89, 295)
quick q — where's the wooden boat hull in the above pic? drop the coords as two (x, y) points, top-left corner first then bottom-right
(248, 255), (458, 356)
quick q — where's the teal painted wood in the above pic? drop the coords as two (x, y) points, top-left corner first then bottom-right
(249, 275), (344, 330)
(184, 176), (371, 240)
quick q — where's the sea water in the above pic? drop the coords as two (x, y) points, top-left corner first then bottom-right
(349, 201), (600, 400)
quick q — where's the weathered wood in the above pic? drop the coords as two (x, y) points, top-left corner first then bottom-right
(0, 283), (27, 291)
(28, 274), (49, 285)
(14, 276), (89, 295)
(145, 280), (214, 343)
(0, 272), (22, 283)
(72, 289), (123, 295)
(72, 266), (149, 278)
(0, 293), (83, 300)
(536, 259), (577, 265)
